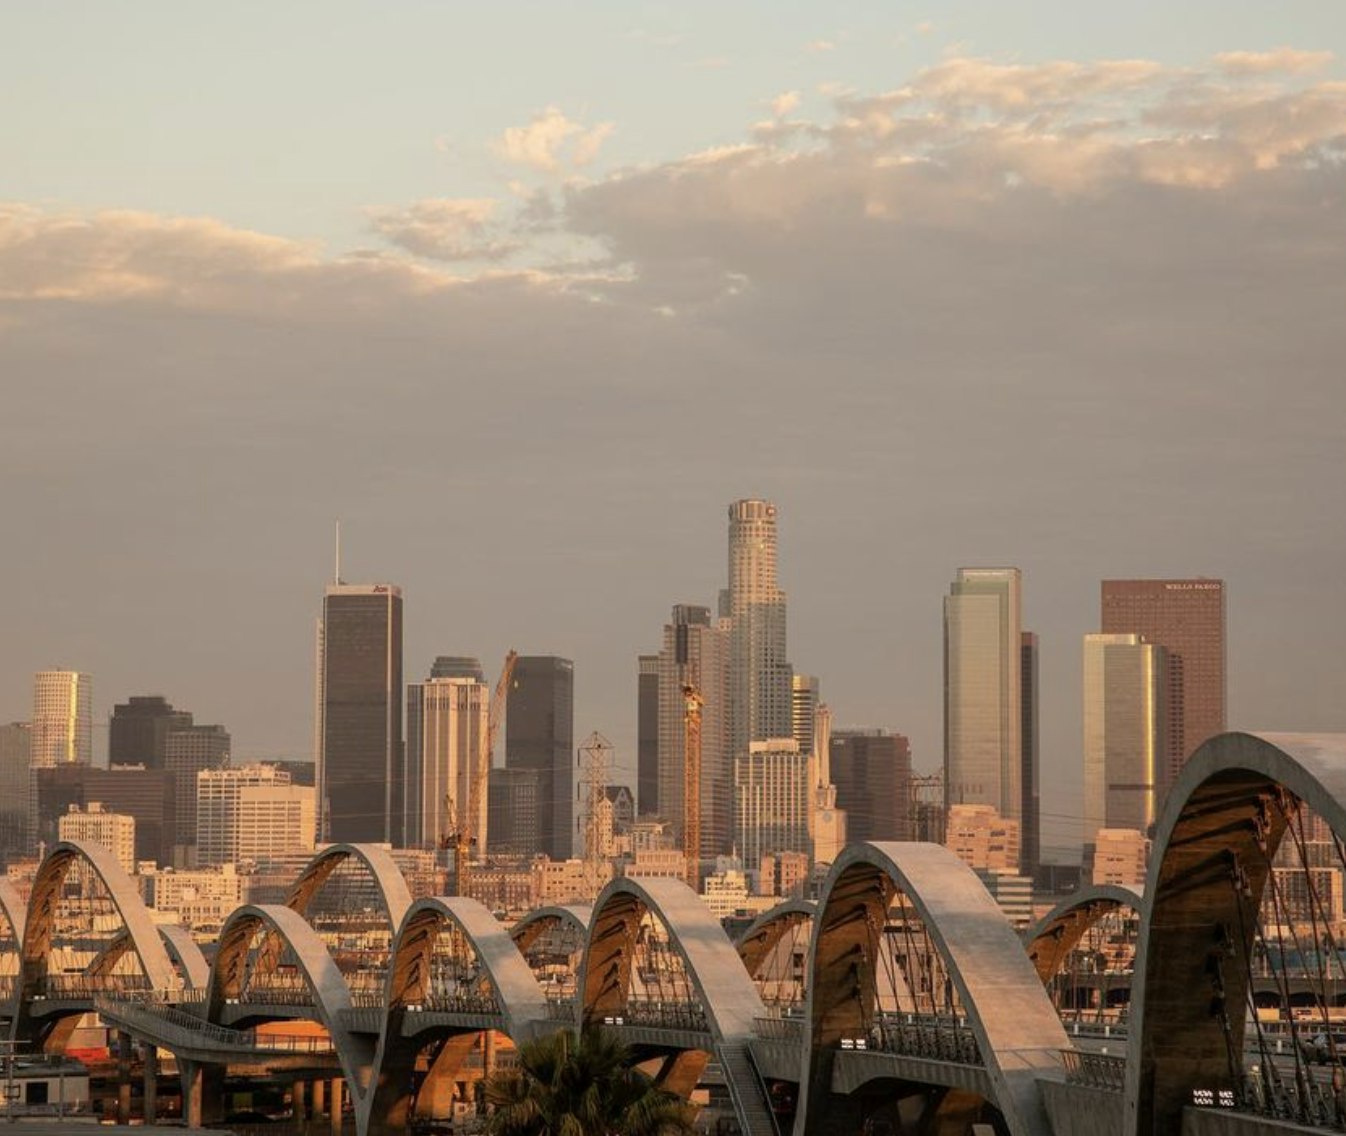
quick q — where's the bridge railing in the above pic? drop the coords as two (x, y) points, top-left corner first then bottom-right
(755, 1015), (805, 1043)
(93, 996), (337, 1054)
(34, 974), (153, 1000)
(1229, 1073), (1346, 1130)
(1061, 1049), (1126, 1092)
(618, 999), (709, 1033)
(873, 1013), (982, 1066)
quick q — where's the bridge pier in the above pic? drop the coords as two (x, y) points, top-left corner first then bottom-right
(115, 1030), (132, 1124)
(312, 1076), (326, 1119)
(142, 1043), (157, 1122)
(180, 1059), (225, 1128)
(329, 1077), (344, 1135)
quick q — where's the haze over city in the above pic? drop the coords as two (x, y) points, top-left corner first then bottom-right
(3, 3), (1345, 860)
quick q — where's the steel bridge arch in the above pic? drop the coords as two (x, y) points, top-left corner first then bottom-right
(1126, 731), (1346, 1136)
(1024, 883), (1144, 985)
(364, 895), (553, 1136)
(736, 898), (815, 979)
(206, 903), (373, 1096)
(580, 875), (767, 1044)
(285, 843), (414, 933)
(797, 841), (1070, 1136)
(509, 904), (592, 955)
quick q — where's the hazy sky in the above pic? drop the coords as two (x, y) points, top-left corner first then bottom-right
(3, 3), (1345, 858)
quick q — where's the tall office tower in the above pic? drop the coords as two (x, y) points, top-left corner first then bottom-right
(831, 729), (913, 843)
(0, 723), (30, 857)
(504, 656), (574, 859)
(1101, 579), (1226, 787)
(726, 499), (793, 757)
(31, 670), (92, 768)
(1020, 632), (1041, 877)
(196, 764), (316, 867)
(791, 674), (820, 755)
(734, 739), (810, 868)
(636, 655), (659, 816)
(317, 583), (404, 846)
(1082, 633), (1168, 856)
(405, 674), (489, 851)
(944, 569), (1023, 867)
(164, 723), (230, 861)
(655, 605), (730, 857)
(108, 696), (192, 768)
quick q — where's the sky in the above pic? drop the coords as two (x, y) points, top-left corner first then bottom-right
(3, 3), (1345, 860)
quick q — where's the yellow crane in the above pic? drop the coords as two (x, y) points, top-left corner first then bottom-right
(442, 649), (517, 897)
(682, 682), (703, 891)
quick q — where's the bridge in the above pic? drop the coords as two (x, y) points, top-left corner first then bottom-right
(3, 731), (1346, 1136)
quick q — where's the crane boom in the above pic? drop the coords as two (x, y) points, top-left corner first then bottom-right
(682, 682), (703, 891)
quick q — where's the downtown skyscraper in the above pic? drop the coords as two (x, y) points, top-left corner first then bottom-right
(725, 499), (793, 755)
(406, 660), (489, 851)
(1101, 578), (1226, 787)
(504, 655), (574, 860)
(31, 669), (92, 768)
(316, 583), (404, 845)
(1082, 633), (1168, 853)
(944, 568), (1037, 872)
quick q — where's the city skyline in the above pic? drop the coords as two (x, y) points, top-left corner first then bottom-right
(3, 7), (1343, 860)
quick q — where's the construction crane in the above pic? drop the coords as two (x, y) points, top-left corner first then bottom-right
(442, 649), (517, 897)
(682, 682), (703, 891)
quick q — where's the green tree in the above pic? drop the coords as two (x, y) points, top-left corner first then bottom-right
(484, 1027), (700, 1136)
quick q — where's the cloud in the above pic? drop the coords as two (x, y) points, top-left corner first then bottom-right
(1216, 48), (1334, 76)
(494, 107), (616, 173)
(0, 204), (315, 302)
(806, 39), (837, 54)
(367, 198), (519, 262)
(769, 91), (801, 118)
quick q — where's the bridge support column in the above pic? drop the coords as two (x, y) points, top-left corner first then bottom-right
(115, 1030), (132, 1124)
(312, 1076), (326, 1119)
(142, 1043), (157, 1122)
(181, 1060), (225, 1128)
(329, 1078), (343, 1135)
(293, 1079), (309, 1123)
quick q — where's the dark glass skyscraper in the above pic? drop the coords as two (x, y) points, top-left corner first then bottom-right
(637, 655), (659, 816)
(108, 696), (192, 768)
(504, 655), (573, 859)
(318, 584), (404, 846)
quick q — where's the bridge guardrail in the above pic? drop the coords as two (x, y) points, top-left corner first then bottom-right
(94, 996), (336, 1055)
(874, 1014), (981, 1066)
(1062, 1049), (1126, 1092)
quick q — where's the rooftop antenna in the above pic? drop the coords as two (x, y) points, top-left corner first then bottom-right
(334, 520), (343, 585)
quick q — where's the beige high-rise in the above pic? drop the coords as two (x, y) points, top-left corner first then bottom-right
(1083, 633), (1167, 851)
(727, 500), (792, 755)
(944, 569), (1022, 822)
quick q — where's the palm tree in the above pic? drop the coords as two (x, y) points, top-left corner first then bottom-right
(484, 1027), (700, 1136)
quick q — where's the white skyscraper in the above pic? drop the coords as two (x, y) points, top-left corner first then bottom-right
(727, 499), (792, 757)
(31, 669), (92, 768)
(655, 605), (730, 857)
(944, 569), (1023, 852)
(734, 738), (809, 868)
(407, 676), (490, 853)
